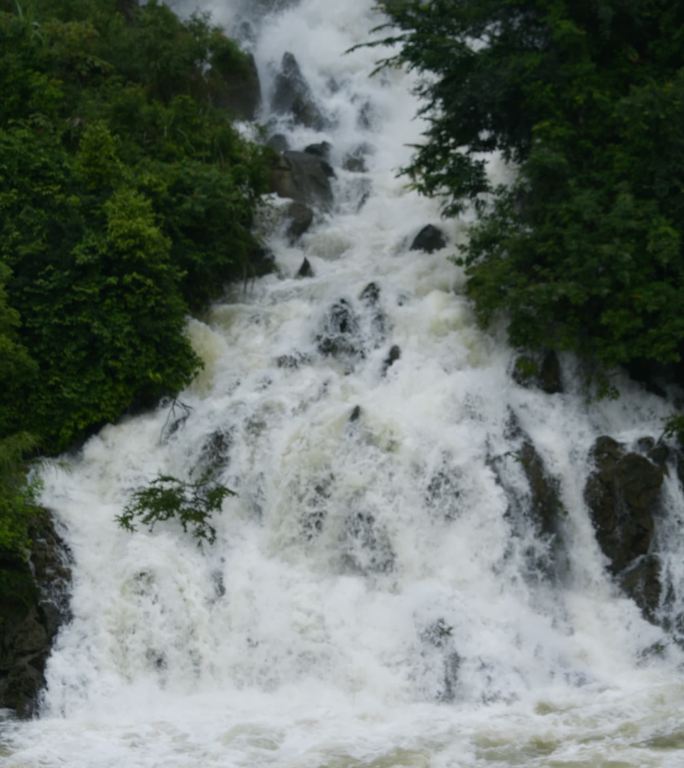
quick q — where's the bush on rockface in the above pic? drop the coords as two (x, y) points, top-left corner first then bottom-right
(377, 0), (684, 383)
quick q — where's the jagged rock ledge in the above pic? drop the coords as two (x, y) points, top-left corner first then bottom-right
(0, 509), (71, 717)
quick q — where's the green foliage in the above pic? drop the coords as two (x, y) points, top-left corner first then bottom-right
(0, 0), (269, 560)
(378, 0), (684, 378)
(117, 474), (235, 546)
(0, 432), (38, 557)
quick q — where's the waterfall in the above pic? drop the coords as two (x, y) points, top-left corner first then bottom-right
(4, 1), (684, 765)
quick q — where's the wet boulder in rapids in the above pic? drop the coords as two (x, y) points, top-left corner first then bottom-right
(286, 202), (314, 242)
(316, 299), (364, 360)
(410, 224), (447, 253)
(271, 52), (326, 129)
(270, 151), (334, 211)
(584, 436), (664, 618)
(0, 510), (71, 717)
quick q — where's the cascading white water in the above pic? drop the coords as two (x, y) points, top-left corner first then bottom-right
(3, 1), (684, 765)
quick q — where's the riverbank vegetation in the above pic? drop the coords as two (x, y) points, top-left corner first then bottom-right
(378, 0), (684, 390)
(0, 0), (268, 557)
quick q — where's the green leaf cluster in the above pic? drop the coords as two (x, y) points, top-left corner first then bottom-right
(0, 0), (269, 557)
(378, 0), (684, 377)
(117, 473), (235, 546)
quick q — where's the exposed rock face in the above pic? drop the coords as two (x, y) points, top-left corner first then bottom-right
(410, 225), (447, 253)
(382, 345), (401, 375)
(490, 412), (567, 580)
(270, 151), (335, 210)
(585, 437), (663, 573)
(271, 52), (326, 129)
(512, 351), (563, 394)
(0, 510), (71, 717)
(316, 299), (364, 360)
(209, 53), (261, 121)
(267, 133), (289, 153)
(286, 202), (314, 242)
(518, 440), (565, 543)
(584, 436), (665, 619)
(304, 142), (331, 160)
(296, 257), (314, 278)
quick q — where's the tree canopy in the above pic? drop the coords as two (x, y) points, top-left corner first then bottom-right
(378, 0), (684, 380)
(0, 0), (269, 556)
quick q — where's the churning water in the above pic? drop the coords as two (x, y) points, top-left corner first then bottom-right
(3, 1), (684, 766)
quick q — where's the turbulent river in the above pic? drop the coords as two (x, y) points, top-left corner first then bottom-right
(4, 1), (684, 766)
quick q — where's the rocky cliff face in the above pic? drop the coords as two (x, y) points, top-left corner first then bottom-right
(0, 510), (71, 717)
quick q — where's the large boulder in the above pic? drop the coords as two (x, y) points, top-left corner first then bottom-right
(410, 225), (447, 253)
(271, 52), (326, 129)
(208, 52), (261, 121)
(285, 202), (314, 242)
(270, 150), (334, 210)
(584, 436), (665, 620)
(0, 510), (71, 717)
(490, 412), (567, 580)
(584, 436), (663, 574)
(315, 299), (364, 360)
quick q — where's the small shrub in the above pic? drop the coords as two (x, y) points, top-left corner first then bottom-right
(117, 473), (234, 545)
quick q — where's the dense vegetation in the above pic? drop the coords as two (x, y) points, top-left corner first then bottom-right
(0, 0), (269, 557)
(378, 0), (684, 386)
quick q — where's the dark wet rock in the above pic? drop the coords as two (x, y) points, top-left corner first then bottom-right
(197, 429), (232, 479)
(286, 203), (314, 242)
(271, 52), (326, 129)
(208, 52), (261, 121)
(410, 225), (447, 254)
(316, 299), (364, 360)
(349, 405), (362, 422)
(359, 282), (380, 305)
(382, 345), (401, 375)
(584, 436), (664, 574)
(640, 438), (671, 471)
(619, 554), (662, 622)
(425, 469), (462, 521)
(304, 141), (332, 160)
(343, 154), (366, 173)
(342, 143), (373, 173)
(489, 411), (567, 580)
(512, 351), (563, 394)
(267, 133), (289, 153)
(276, 351), (311, 369)
(250, 246), (277, 277)
(0, 510), (72, 717)
(270, 150), (335, 211)
(296, 256), (314, 278)
(343, 511), (394, 574)
(518, 441), (565, 541)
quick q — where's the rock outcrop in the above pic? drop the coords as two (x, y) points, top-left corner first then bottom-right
(584, 436), (665, 619)
(0, 510), (71, 717)
(271, 52), (326, 129)
(410, 225), (447, 253)
(316, 299), (364, 360)
(270, 150), (335, 211)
